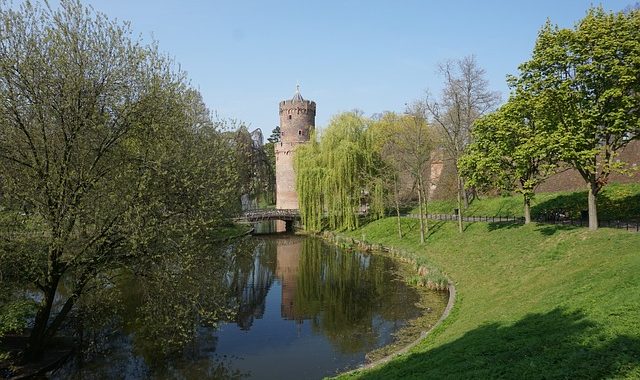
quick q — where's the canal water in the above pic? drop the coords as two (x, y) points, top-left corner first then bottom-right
(54, 234), (446, 380)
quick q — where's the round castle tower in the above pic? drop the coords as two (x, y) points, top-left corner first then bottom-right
(275, 86), (315, 229)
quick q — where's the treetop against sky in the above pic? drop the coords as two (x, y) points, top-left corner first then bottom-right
(43, 0), (634, 130)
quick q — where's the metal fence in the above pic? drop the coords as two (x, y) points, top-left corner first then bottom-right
(404, 213), (640, 232)
(535, 216), (640, 232)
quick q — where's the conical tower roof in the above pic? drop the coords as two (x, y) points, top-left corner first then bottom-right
(292, 84), (304, 101)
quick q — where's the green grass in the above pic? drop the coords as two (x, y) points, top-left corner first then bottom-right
(337, 218), (640, 379)
(414, 183), (640, 221)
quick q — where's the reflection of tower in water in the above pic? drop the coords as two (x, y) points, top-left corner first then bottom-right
(275, 237), (303, 321)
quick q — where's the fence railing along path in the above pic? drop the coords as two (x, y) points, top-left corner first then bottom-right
(404, 213), (640, 233)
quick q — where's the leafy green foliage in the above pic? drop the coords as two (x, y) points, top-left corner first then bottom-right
(371, 107), (437, 242)
(512, 7), (640, 229)
(0, 0), (242, 357)
(295, 112), (385, 232)
(460, 92), (559, 222)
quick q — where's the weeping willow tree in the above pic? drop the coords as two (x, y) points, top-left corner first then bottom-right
(295, 112), (385, 232)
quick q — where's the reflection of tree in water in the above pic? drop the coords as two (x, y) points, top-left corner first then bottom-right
(226, 238), (278, 330)
(294, 238), (421, 354)
(124, 242), (246, 363)
(57, 236), (425, 378)
(57, 237), (261, 379)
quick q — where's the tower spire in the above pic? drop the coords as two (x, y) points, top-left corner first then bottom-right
(292, 83), (304, 101)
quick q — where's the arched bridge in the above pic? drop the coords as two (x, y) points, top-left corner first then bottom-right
(235, 209), (300, 223)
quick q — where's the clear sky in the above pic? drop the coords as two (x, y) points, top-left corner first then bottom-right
(71, 1), (633, 133)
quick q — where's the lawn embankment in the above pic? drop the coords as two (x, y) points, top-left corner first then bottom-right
(337, 218), (640, 379)
(417, 182), (640, 221)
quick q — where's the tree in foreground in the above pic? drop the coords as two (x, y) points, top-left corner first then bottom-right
(424, 55), (500, 233)
(515, 8), (640, 230)
(460, 92), (558, 224)
(0, 0), (239, 358)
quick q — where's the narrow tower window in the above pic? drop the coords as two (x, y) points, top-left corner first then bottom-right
(288, 115), (292, 120)
(298, 129), (302, 136)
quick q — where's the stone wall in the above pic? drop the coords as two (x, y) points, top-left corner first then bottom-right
(536, 140), (640, 193)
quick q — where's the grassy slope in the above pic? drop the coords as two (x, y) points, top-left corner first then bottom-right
(418, 183), (640, 221)
(338, 218), (640, 379)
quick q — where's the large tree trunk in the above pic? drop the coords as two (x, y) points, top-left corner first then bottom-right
(25, 276), (60, 360)
(524, 196), (531, 224)
(457, 175), (464, 233)
(588, 181), (599, 231)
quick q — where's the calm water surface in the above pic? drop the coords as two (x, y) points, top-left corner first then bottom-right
(56, 234), (446, 380)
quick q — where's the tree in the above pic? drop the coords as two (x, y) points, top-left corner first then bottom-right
(514, 8), (640, 230)
(0, 0), (239, 358)
(400, 103), (436, 243)
(460, 92), (558, 224)
(267, 126), (281, 143)
(263, 126), (280, 204)
(295, 112), (384, 232)
(368, 112), (406, 239)
(424, 56), (500, 233)
(232, 126), (275, 208)
(373, 106), (435, 243)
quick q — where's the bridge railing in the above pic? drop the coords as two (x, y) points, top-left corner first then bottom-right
(236, 209), (300, 222)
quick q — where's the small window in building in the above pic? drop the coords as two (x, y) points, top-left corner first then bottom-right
(298, 129), (302, 136)
(288, 115), (292, 120)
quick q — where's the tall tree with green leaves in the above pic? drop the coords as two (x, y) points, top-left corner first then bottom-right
(460, 93), (558, 224)
(515, 8), (640, 230)
(374, 106), (435, 243)
(0, 0), (239, 358)
(368, 112), (405, 238)
(295, 112), (384, 232)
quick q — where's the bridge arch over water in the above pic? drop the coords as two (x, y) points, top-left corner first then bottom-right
(235, 209), (301, 232)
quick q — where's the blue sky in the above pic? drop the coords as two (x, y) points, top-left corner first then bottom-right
(75, 1), (632, 133)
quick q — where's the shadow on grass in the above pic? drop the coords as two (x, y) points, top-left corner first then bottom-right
(534, 224), (580, 236)
(487, 221), (523, 232)
(426, 221), (446, 237)
(358, 308), (640, 379)
(532, 188), (640, 222)
(461, 221), (473, 232)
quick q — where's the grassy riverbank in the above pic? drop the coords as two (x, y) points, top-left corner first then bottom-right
(337, 218), (640, 379)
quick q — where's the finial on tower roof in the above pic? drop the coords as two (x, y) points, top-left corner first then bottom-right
(292, 83), (304, 101)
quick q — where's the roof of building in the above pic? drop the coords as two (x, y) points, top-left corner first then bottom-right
(292, 84), (304, 101)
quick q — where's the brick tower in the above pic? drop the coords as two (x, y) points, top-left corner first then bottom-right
(275, 86), (316, 232)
